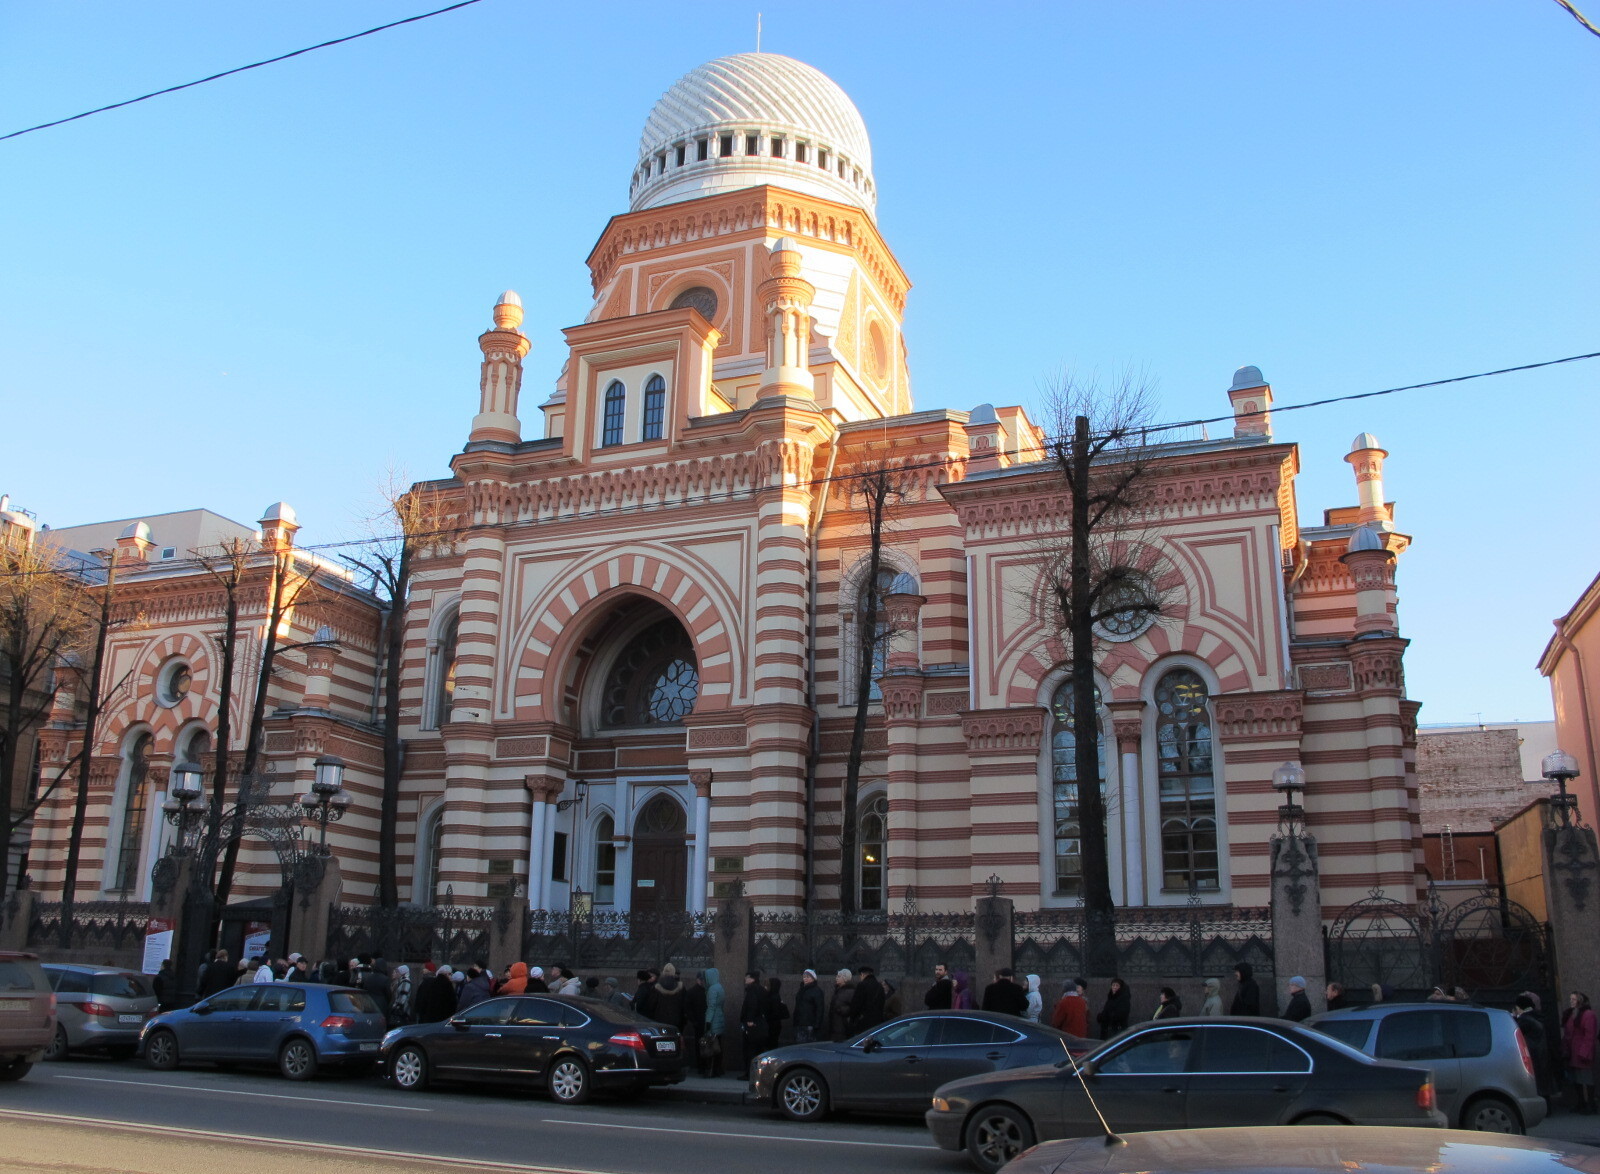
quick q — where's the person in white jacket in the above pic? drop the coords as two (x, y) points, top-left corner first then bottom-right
(1024, 974), (1043, 1022)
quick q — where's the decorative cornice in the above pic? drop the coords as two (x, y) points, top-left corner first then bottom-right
(1211, 690), (1305, 742)
(961, 707), (1046, 754)
(1348, 638), (1408, 694)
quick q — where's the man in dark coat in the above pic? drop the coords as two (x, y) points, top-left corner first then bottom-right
(1282, 976), (1312, 1022)
(827, 970), (856, 1041)
(738, 971), (769, 1077)
(651, 964), (687, 1030)
(792, 969), (826, 1042)
(1230, 962), (1261, 1016)
(848, 965), (887, 1034)
(197, 948), (235, 999)
(634, 969), (659, 1020)
(981, 967), (1029, 1017)
(1515, 994), (1553, 1101)
(414, 966), (458, 1023)
(924, 963), (954, 1010)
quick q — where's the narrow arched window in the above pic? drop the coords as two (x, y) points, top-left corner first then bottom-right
(859, 794), (888, 912)
(601, 380), (626, 447)
(594, 815), (617, 905)
(1155, 668), (1219, 892)
(111, 732), (152, 893)
(432, 612), (459, 728)
(641, 374), (666, 441)
(1050, 681), (1106, 898)
(422, 809), (445, 904)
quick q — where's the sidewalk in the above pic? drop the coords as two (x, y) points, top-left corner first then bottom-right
(656, 1073), (750, 1106)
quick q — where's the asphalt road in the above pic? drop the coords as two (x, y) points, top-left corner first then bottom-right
(1, 1056), (962, 1174)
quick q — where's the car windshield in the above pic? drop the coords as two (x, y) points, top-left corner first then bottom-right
(91, 973), (153, 999)
(0, 961), (41, 991)
(328, 990), (381, 1015)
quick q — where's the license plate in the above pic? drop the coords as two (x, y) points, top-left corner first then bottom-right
(118, 1014), (143, 1024)
(359, 1042), (379, 1051)
(0, 998), (30, 1010)
(654, 1040), (676, 1053)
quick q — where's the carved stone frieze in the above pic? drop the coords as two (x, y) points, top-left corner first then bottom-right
(494, 736), (548, 760)
(687, 725), (746, 749)
(1348, 642), (1406, 693)
(1297, 663), (1353, 694)
(1211, 690), (1304, 741)
(961, 708), (1046, 754)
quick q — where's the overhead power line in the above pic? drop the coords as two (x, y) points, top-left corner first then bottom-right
(0, 0), (486, 143)
(1551, 0), (1600, 39)
(1, 348), (1596, 583)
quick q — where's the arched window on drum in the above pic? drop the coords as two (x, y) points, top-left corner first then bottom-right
(1155, 668), (1219, 893)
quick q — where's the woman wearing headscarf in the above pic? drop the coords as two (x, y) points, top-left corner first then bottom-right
(1563, 991), (1598, 1114)
(952, 971), (974, 1011)
(1153, 987), (1182, 1020)
(1200, 977), (1223, 1016)
(1098, 977), (1131, 1039)
(702, 968), (726, 1078)
(1024, 975), (1043, 1022)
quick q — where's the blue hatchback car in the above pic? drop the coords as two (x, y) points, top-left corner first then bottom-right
(141, 982), (387, 1080)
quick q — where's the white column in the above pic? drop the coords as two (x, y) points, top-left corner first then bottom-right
(1122, 749), (1144, 907)
(691, 789), (711, 915)
(528, 793), (550, 911)
(140, 789), (169, 901)
(542, 805), (559, 909)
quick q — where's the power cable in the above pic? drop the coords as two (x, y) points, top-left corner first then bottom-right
(2, 348), (1596, 582)
(0, 1), (486, 143)
(1551, 0), (1600, 39)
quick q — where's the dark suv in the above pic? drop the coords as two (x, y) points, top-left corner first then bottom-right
(1309, 1002), (1544, 1133)
(0, 952), (55, 1081)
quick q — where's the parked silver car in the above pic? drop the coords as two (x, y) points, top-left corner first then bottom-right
(1308, 1001), (1545, 1133)
(42, 964), (158, 1060)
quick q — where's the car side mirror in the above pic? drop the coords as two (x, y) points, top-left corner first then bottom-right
(450, 1018), (468, 1031)
(193, 1004), (212, 1016)
(862, 1037), (880, 1053)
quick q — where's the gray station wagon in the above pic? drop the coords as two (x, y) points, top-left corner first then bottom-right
(43, 964), (158, 1060)
(1309, 1002), (1545, 1133)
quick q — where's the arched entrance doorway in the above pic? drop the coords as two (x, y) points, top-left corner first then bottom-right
(631, 794), (687, 913)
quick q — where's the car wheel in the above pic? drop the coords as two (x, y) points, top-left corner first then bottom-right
(966, 1104), (1035, 1174)
(1294, 1113), (1346, 1125)
(145, 1029), (180, 1071)
(1462, 1095), (1523, 1134)
(0, 1056), (33, 1082)
(43, 1026), (69, 1062)
(390, 1045), (429, 1092)
(547, 1055), (591, 1105)
(776, 1067), (830, 1122)
(278, 1038), (319, 1082)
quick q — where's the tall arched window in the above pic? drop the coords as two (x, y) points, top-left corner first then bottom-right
(1050, 681), (1106, 898)
(110, 732), (152, 893)
(601, 619), (699, 727)
(641, 374), (666, 441)
(432, 611), (459, 728)
(593, 814), (617, 905)
(1155, 668), (1218, 892)
(859, 794), (888, 912)
(856, 566), (900, 702)
(601, 379), (626, 447)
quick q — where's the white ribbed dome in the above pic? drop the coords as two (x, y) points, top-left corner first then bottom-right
(630, 53), (876, 215)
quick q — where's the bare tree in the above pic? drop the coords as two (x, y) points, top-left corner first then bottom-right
(344, 476), (452, 908)
(190, 538), (253, 892)
(0, 534), (93, 903)
(838, 461), (910, 916)
(1041, 375), (1168, 973)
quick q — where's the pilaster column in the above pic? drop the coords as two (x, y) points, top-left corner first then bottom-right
(1210, 690), (1304, 907)
(882, 673), (925, 904)
(961, 708), (1047, 897)
(757, 239), (815, 396)
(524, 778), (557, 912)
(690, 771), (712, 915)
(1108, 704), (1145, 907)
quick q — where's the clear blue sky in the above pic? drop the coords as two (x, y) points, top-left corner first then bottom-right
(2, 2), (1595, 725)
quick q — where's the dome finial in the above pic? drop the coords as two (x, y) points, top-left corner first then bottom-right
(493, 290), (524, 332)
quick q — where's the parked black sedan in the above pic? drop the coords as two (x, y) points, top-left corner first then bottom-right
(924, 1017), (1445, 1173)
(750, 1011), (1091, 1122)
(381, 994), (683, 1104)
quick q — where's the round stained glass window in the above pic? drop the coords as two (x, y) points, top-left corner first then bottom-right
(647, 657), (699, 723)
(1094, 573), (1157, 643)
(669, 285), (719, 322)
(601, 618), (699, 727)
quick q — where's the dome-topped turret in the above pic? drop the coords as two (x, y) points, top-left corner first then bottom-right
(630, 53), (876, 216)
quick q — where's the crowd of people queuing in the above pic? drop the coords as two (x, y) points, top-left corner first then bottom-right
(170, 947), (1596, 1109)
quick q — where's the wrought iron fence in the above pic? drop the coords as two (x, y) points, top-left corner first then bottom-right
(27, 899), (151, 952)
(326, 894), (492, 965)
(1013, 904), (1275, 980)
(525, 908), (715, 974)
(752, 908), (975, 978)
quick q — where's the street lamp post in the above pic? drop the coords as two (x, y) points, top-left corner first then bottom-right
(1272, 760), (1308, 835)
(161, 760), (208, 853)
(1541, 750), (1582, 827)
(298, 755), (351, 853)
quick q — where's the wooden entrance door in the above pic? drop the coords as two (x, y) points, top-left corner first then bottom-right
(631, 794), (687, 912)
